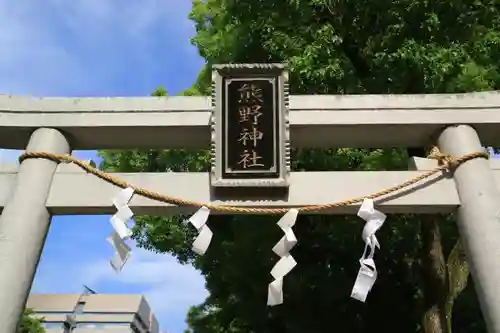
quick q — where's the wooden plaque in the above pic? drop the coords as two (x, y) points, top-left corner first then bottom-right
(210, 64), (290, 187)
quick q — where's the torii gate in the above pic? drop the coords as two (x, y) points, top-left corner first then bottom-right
(1, 64), (500, 332)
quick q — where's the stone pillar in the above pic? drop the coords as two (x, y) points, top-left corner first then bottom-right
(0, 128), (70, 333)
(437, 125), (500, 332)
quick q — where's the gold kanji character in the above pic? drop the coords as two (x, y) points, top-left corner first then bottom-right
(238, 83), (263, 103)
(238, 127), (263, 147)
(237, 149), (264, 169)
(239, 105), (263, 125)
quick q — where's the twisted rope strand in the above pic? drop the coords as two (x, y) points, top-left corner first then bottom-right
(18, 149), (489, 214)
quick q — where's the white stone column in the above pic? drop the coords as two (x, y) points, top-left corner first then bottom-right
(437, 125), (500, 332)
(0, 128), (70, 333)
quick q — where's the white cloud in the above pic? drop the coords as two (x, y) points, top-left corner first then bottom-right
(0, 2), (90, 94)
(40, 0), (194, 48)
(0, 0), (199, 96)
(80, 246), (208, 332)
(51, 0), (194, 40)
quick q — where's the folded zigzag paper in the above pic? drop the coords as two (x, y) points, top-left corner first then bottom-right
(268, 209), (299, 306)
(351, 199), (386, 302)
(186, 206), (213, 255)
(107, 187), (135, 273)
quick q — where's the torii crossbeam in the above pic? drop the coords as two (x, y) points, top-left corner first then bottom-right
(1, 87), (500, 331)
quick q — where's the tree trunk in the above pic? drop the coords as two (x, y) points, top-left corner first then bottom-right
(420, 216), (449, 333)
(445, 239), (470, 331)
(409, 148), (470, 333)
(420, 216), (470, 333)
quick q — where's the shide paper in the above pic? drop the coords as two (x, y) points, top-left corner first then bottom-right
(107, 187), (135, 273)
(103, 188), (386, 302)
(268, 208), (299, 306)
(351, 198), (386, 302)
(186, 206), (213, 255)
(110, 187), (134, 239)
(107, 230), (131, 272)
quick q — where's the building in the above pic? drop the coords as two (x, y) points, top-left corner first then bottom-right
(26, 293), (159, 333)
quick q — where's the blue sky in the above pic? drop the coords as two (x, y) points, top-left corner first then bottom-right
(0, 1), (207, 332)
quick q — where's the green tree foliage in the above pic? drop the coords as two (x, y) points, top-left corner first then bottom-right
(18, 309), (44, 333)
(100, 0), (500, 332)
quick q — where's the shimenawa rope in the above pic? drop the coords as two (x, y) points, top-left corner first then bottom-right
(18, 148), (489, 214)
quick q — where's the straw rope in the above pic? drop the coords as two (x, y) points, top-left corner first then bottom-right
(18, 148), (489, 214)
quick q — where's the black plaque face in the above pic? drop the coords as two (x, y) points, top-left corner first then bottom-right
(221, 78), (280, 179)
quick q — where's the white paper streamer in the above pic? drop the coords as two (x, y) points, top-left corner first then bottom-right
(107, 230), (131, 272)
(268, 209), (299, 306)
(107, 187), (135, 272)
(186, 206), (212, 255)
(110, 187), (134, 239)
(351, 198), (386, 302)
